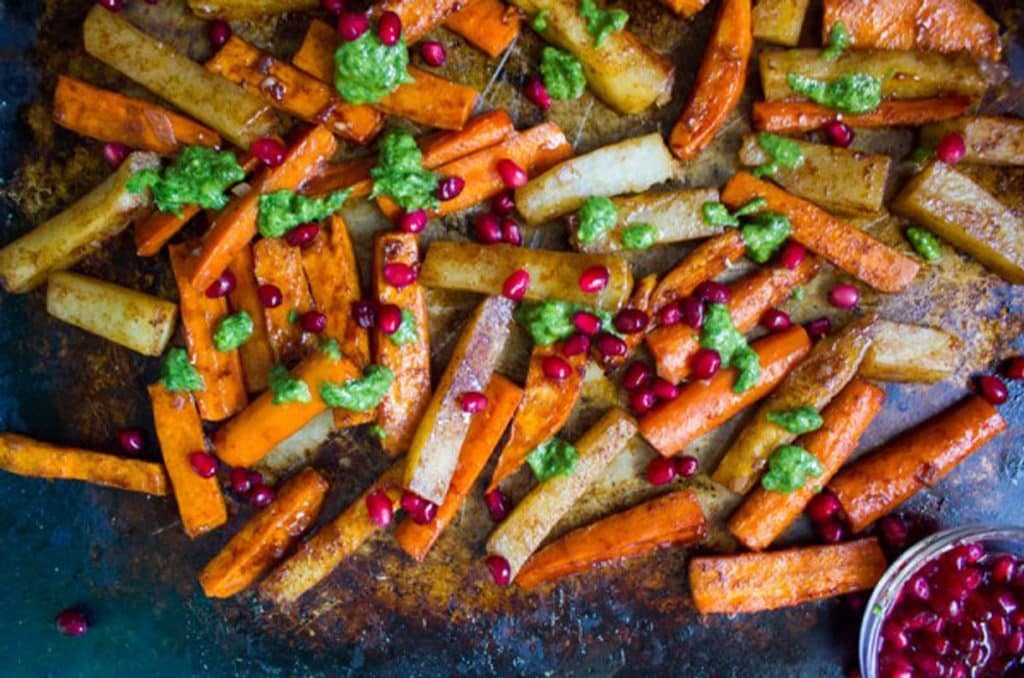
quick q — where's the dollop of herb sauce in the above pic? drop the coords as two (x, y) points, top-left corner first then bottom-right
(527, 437), (579, 481)
(532, 9), (549, 31)
(514, 300), (615, 346)
(761, 444), (823, 493)
(786, 72), (882, 115)
(621, 222), (659, 250)
(320, 364), (394, 412)
(821, 21), (850, 61)
(700, 303), (761, 393)
(387, 309), (419, 346)
(740, 211), (792, 264)
(213, 311), (253, 352)
(579, 0), (628, 47)
(767, 405), (824, 435)
(753, 132), (804, 178)
(127, 145), (244, 216)
(702, 197), (766, 228)
(540, 47), (586, 101)
(369, 129), (440, 212)
(577, 196), (618, 244)
(333, 29), (413, 104)
(319, 338), (342, 361)
(906, 227), (942, 262)
(160, 348), (204, 392)
(268, 364), (311, 405)
(257, 189), (350, 238)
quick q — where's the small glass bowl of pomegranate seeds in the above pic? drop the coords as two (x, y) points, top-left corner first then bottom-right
(860, 525), (1024, 678)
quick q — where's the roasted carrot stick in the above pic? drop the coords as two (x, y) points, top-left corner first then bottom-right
(395, 375), (522, 561)
(650, 230), (747, 313)
(199, 468), (329, 598)
(226, 245), (275, 393)
(689, 538), (888, 614)
(658, 0), (710, 16)
(640, 325), (811, 457)
(169, 244), (247, 421)
(727, 379), (885, 551)
(213, 350), (361, 467)
(444, 0), (521, 58)
(487, 343), (586, 491)
(646, 257), (819, 384)
(594, 274), (656, 370)
(376, 0), (463, 44)
(148, 384), (228, 538)
(373, 232), (431, 455)
(191, 125), (337, 292)
(668, 0), (751, 160)
(252, 237), (317, 366)
(0, 433), (168, 496)
(828, 395), (1007, 533)
(721, 173), (920, 293)
(516, 489), (707, 590)
(752, 97), (971, 135)
(260, 459), (405, 604)
(53, 76), (220, 155)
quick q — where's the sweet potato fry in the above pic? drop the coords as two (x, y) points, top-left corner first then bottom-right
(594, 274), (657, 370)
(721, 172), (919, 293)
(689, 538), (888, 613)
(640, 326), (811, 457)
(829, 395), (1007, 533)
(752, 0), (810, 46)
(395, 375), (522, 560)
(860, 321), (959, 383)
(752, 97), (971, 135)
(148, 385), (228, 538)
(226, 245), (275, 393)
(920, 117), (1024, 167)
(372, 232), (431, 453)
(199, 468), (329, 597)
(668, 0), (751, 160)
(649, 231), (748, 313)
(187, 0), (317, 19)
(169, 244), (247, 422)
(727, 379), (885, 551)
(516, 489), (707, 589)
(0, 433), (168, 496)
(376, 0), (463, 43)
(660, 0), (710, 17)
(444, 0), (521, 58)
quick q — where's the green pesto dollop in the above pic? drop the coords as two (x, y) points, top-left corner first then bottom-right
(532, 9), (549, 31)
(257, 189), (350, 238)
(320, 364), (394, 411)
(268, 364), (311, 405)
(753, 132), (804, 177)
(369, 423), (387, 440)
(700, 303), (761, 393)
(621, 222), (659, 250)
(127, 145), (244, 216)
(821, 21), (850, 61)
(527, 437), (579, 481)
(369, 129), (440, 212)
(786, 72), (882, 115)
(159, 347), (204, 392)
(388, 309), (419, 346)
(767, 405), (824, 435)
(740, 211), (792, 264)
(514, 300), (614, 346)
(319, 338), (342, 361)
(906, 227), (942, 262)
(578, 0), (628, 47)
(701, 197), (766, 228)
(333, 30), (413, 104)
(213, 311), (253, 352)
(761, 444), (823, 493)
(577, 196), (618, 244)
(790, 286), (805, 301)
(908, 146), (936, 167)
(540, 47), (586, 101)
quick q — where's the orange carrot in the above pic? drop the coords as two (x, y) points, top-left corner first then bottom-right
(646, 257), (819, 384)
(658, 0), (711, 16)
(53, 76), (220, 155)
(721, 172), (920, 293)
(148, 384), (228, 538)
(668, 0), (751, 160)
(727, 378), (885, 551)
(828, 395), (1007, 533)
(252, 237), (317, 366)
(213, 350), (362, 468)
(0, 433), (168, 496)
(650, 230), (748, 313)
(640, 325), (811, 457)
(593, 274), (656, 370)
(190, 125), (337, 292)
(487, 343), (586, 492)
(394, 375), (522, 560)
(169, 243), (247, 421)
(752, 97), (971, 135)
(376, 0), (463, 44)
(444, 0), (522, 58)
(516, 489), (707, 590)
(199, 468), (329, 598)
(689, 538), (888, 613)
(226, 245), (275, 393)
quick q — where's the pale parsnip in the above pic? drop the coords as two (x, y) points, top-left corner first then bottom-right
(187, 0), (317, 18)
(753, 0), (811, 46)
(920, 117), (1024, 167)
(861, 321), (959, 383)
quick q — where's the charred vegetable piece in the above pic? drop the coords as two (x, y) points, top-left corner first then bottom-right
(920, 117), (1024, 167)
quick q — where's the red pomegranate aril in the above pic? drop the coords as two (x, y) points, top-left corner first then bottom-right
(694, 280), (730, 304)
(992, 555), (1016, 584)
(908, 575), (932, 601)
(829, 283), (860, 310)
(351, 300), (376, 328)
(1008, 629), (1024, 654)
(377, 304), (402, 334)
(622, 361), (653, 391)
(229, 467), (253, 495)
(690, 348), (721, 380)
(1005, 357), (1024, 380)
(117, 427), (145, 454)
(257, 283), (283, 308)
(496, 158), (528, 189)
(208, 19), (231, 48)
(419, 40), (446, 67)
(248, 470), (264, 488)
(562, 333), (590, 357)
(912, 653), (946, 675)
(923, 631), (952, 656)
(485, 489), (512, 522)
(97, 0), (123, 11)
(398, 209), (427, 234)
(102, 142), (128, 167)
(613, 308), (649, 334)
(377, 11), (402, 46)
(936, 132), (966, 165)
(459, 391), (489, 414)
(819, 518), (846, 544)
(382, 262), (417, 288)
(594, 332), (627, 358)
(965, 645), (988, 667)
(805, 316), (831, 340)
(878, 515), (909, 549)
(823, 120), (855, 148)
(806, 491), (840, 524)
(189, 451), (219, 478)
(412, 499), (437, 524)
(486, 554), (512, 586)
(501, 218), (522, 246)
(249, 485), (275, 507)
(298, 311), (328, 334)
(679, 297), (705, 329)
(882, 621), (910, 650)
(474, 212), (503, 244)
(579, 266), (610, 294)
(251, 137), (286, 167)
(572, 311), (601, 336)
(365, 489), (394, 527)
(989, 614), (1012, 638)
(55, 609), (89, 636)
(500, 269), (529, 301)
(205, 271), (236, 298)
(993, 591), (1019, 615)
(657, 303), (682, 327)
(675, 455), (699, 477)
(646, 457), (677, 486)
(285, 223), (319, 248)
(977, 375), (1008, 405)
(651, 377), (679, 402)
(491, 191), (515, 216)
(338, 11), (369, 41)
(761, 308), (791, 333)
(524, 77), (551, 111)
(400, 490), (425, 514)
(437, 175), (465, 201)
(630, 388), (657, 415)
(904, 610), (939, 631)
(542, 356), (572, 381)
(778, 241), (807, 270)
(321, 0), (344, 14)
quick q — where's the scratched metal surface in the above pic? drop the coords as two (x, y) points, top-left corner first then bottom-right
(1, 0), (1024, 675)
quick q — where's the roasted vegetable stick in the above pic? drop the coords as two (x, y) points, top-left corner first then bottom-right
(199, 468), (328, 598)
(0, 433), (168, 496)
(640, 326), (811, 457)
(721, 172), (920, 293)
(46, 271), (178, 357)
(373, 232), (430, 454)
(660, 0), (710, 17)
(487, 408), (638, 580)
(187, 0), (317, 19)
(253, 238), (316, 366)
(0, 152), (158, 293)
(517, 489), (707, 589)
(860, 321), (959, 383)
(829, 396), (1007, 533)
(752, 97), (971, 135)
(712, 317), (875, 495)
(395, 375), (522, 560)
(82, 7), (279, 149)
(148, 385), (228, 538)
(891, 160), (1024, 284)
(444, 0), (521, 58)
(404, 296), (515, 504)
(376, 0), (463, 43)
(689, 538), (888, 613)
(515, 133), (675, 226)
(728, 379), (884, 551)
(920, 117), (1024, 167)
(420, 242), (633, 312)
(669, 0), (751, 161)
(752, 0), (810, 46)
(226, 245), (275, 393)
(650, 231), (747, 312)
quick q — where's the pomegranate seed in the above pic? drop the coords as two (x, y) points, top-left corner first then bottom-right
(805, 316), (831, 340)
(365, 489), (394, 527)
(778, 241), (807, 270)
(613, 308), (649, 334)
(248, 469), (264, 487)
(679, 297), (705, 329)
(993, 555), (1016, 584)
(1009, 630), (1024, 654)
(657, 303), (682, 326)
(377, 304), (402, 334)
(964, 542), (985, 564)
(377, 11), (402, 46)
(400, 490), (425, 514)
(994, 591), (1019, 615)
(936, 132), (966, 165)
(459, 391), (489, 414)
(761, 308), (791, 333)
(382, 262), (417, 288)
(501, 218), (522, 246)
(401, 491), (437, 524)
(806, 491), (841, 524)
(630, 388), (657, 415)
(351, 300), (376, 328)
(905, 610), (939, 630)
(437, 176), (465, 201)
(486, 555), (512, 586)
(284, 223), (318, 248)
(593, 332), (627, 358)
(823, 120), (854, 148)
(205, 270), (236, 298)
(912, 653), (945, 675)
(257, 283), (283, 308)
(524, 77), (551, 111)
(819, 518), (846, 543)
(398, 209), (427, 234)
(879, 515), (909, 549)
(690, 348), (721, 379)
(977, 375), (1008, 405)
(96, 0), (123, 11)
(338, 11), (369, 41)
(491, 191), (515, 216)
(882, 621), (909, 650)
(542, 355), (572, 381)
(1012, 610), (1024, 627)
(1004, 357), (1024, 380)
(298, 311), (328, 334)
(694, 281), (730, 304)
(55, 609), (89, 636)
(561, 333), (590, 357)
(502, 269), (530, 301)
(208, 19), (231, 48)
(990, 614), (1012, 638)
(924, 631), (952, 655)
(474, 212), (503, 244)
(485, 489), (512, 522)
(102, 142), (128, 167)
(646, 457), (677, 485)
(496, 159), (528, 189)
(675, 455), (699, 477)
(622, 362), (653, 391)
(651, 377), (679, 402)
(572, 311), (601, 335)
(249, 485), (275, 507)
(229, 467), (252, 495)
(909, 575), (932, 601)
(251, 137), (286, 167)
(419, 40), (446, 67)
(116, 428), (145, 454)
(579, 266), (610, 293)
(321, 0), (344, 14)
(188, 451), (218, 478)
(828, 283), (860, 309)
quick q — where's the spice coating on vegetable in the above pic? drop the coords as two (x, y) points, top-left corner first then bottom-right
(333, 29), (413, 104)
(539, 47), (587, 101)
